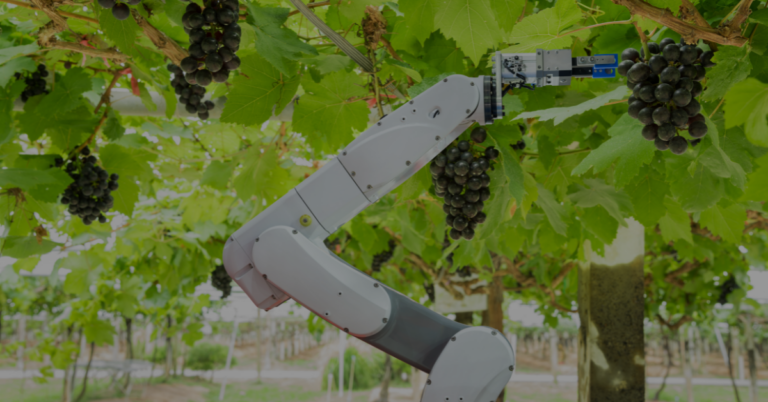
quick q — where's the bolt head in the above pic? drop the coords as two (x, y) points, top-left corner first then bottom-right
(427, 379), (432, 385)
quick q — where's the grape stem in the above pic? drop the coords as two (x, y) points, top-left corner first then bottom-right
(633, 22), (651, 62)
(611, 0), (750, 46)
(287, 0), (329, 17)
(0, 0), (97, 23)
(131, 9), (189, 66)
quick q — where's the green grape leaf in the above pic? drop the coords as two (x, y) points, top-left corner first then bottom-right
(743, 162), (768, 201)
(501, 0), (588, 53)
(245, 4), (319, 74)
(515, 86), (629, 125)
(0, 168), (73, 203)
(111, 178), (140, 217)
(724, 78), (768, 147)
(100, 144), (155, 180)
(571, 114), (656, 188)
(750, 8), (768, 25)
(63, 267), (90, 294)
(46, 106), (99, 151)
(433, 0), (502, 64)
(668, 160), (724, 212)
(421, 32), (467, 75)
(12, 256), (40, 273)
(698, 144), (746, 191)
(658, 196), (693, 244)
(201, 161), (234, 190)
(1, 236), (61, 258)
(699, 203), (746, 244)
(36, 68), (91, 117)
(84, 319), (115, 346)
(490, 0), (526, 33)
(569, 179), (633, 225)
(535, 183), (568, 235)
(0, 80), (24, 145)
(397, 0), (437, 45)
(581, 206), (618, 244)
(624, 168), (669, 227)
(350, 217), (387, 254)
(220, 53), (301, 127)
(0, 57), (36, 87)
(233, 147), (292, 203)
(103, 116), (126, 141)
(701, 46), (752, 103)
(182, 323), (205, 347)
(292, 71), (370, 155)
(98, 7), (141, 58)
(336, 0), (388, 21)
(0, 44), (39, 65)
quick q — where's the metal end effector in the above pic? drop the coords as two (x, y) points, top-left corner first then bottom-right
(487, 49), (618, 122)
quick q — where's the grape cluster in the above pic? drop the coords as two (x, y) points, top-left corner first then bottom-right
(510, 124), (526, 151)
(443, 240), (472, 279)
(618, 39), (715, 155)
(431, 127), (498, 241)
(717, 276), (739, 305)
(167, 64), (215, 120)
(59, 146), (119, 225)
(179, 0), (241, 87)
(211, 264), (233, 299)
(371, 239), (396, 272)
(97, 0), (140, 21)
(16, 64), (49, 103)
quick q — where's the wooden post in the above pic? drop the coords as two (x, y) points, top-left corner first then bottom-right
(219, 315), (239, 401)
(745, 316), (758, 402)
(578, 218), (645, 402)
(733, 326), (745, 381)
(680, 326), (694, 402)
(550, 328), (559, 384)
(347, 355), (356, 402)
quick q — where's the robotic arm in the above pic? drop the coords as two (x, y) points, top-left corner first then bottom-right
(223, 50), (617, 402)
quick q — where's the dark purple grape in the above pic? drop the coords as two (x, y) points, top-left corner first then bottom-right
(642, 125), (658, 141)
(449, 229), (462, 240)
(189, 28), (206, 44)
(195, 69), (213, 86)
(219, 48), (234, 62)
(470, 127), (487, 143)
(662, 44), (680, 62)
(660, 66), (680, 84)
(217, 9), (237, 25)
(673, 88), (692, 107)
(678, 65), (697, 79)
(627, 63), (651, 83)
(638, 107), (655, 126)
(652, 107), (671, 125)
(669, 136), (688, 154)
(691, 81), (703, 98)
(679, 45), (698, 65)
(621, 48), (640, 62)
(188, 13), (205, 29)
(224, 55), (240, 70)
(659, 38), (676, 49)
(689, 121), (708, 138)
(462, 227), (475, 240)
(648, 55), (667, 74)
(212, 69), (230, 83)
(638, 85), (656, 103)
(628, 100), (646, 119)
(112, 3), (130, 20)
(655, 138), (670, 151)
(203, 7), (217, 23)
(201, 37), (218, 54)
(186, 3), (202, 13)
(657, 123), (676, 141)
(654, 83), (674, 103)
(671, 108), (689, 127)
(683, 99), (701, 116)
(205, 52), (224, 72)
(618, 60), (634, 76)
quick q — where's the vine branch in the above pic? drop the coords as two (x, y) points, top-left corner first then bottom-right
(0, 0), (97, 23)
(611, 0), (751, 46)
(131, 10), (188, 66)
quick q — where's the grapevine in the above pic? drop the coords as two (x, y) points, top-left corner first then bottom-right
(371, 239), (395, 272)
(619, 39), (714, 154)
(717, 275), (739, 305)
(96, 0), (141, 21)
(431, 127), (498, 241)
(179, 0), (242, 87)
(167, 64), (215, 120)
(211, 264), (233, 299)
(16, 64), (50, 103)
(59, 146), (120, 225)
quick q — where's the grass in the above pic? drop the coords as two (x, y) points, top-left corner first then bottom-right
(504, 384), (765, 402)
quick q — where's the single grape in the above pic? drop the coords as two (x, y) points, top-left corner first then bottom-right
(461, 228), (475, 240)
(618, 60), (635, 76)
(479, 188), (490, 202)
(198, 111), (210, 120)
(700, 50), (716, 68)
(205, 53), (224, 72)
(693, 65), (706, 82)
(678, 65), (697, 79)
(448, 183), (462, 195)
(660, 66), (681, 84)
(642, 125), (658, 141)
(189, 28), (206, 44)
(201, 37), (219, 54)
(659, 38), (676, 49)
(449, 229), (462, 240)
(679, 45), (698, 65)
(638, 85), (656, 103)
(186, 3), (202, 13)
(662, 44), (681, 62)
(683, 99), (701, 116)
(434, 154), (447, 167)
(621, 48), (640, 62)
(628, 100), (646, 119)
(453, 216), (468, 231)
(648, 55), (668, 75)
(219, 48), (234, 62)
(112, 3), (130, 20)
(638, 106), (655, 126)
(673, 88), (692, 107)
(648, 42), (660, 54)
(465, 190), (480, 203)
(689, 121), (708, 138)
(188, 13), (205, 29)
(627, 63), (651, 83)
(213, 69), (230, 83)
(467, 177), (482, 191)
(460, 151), (473, 162)
(458, 140), (470, 151)
(203, 7), (217, 23)
(224, 55), (241, 70)
(470, 127), (487, 143)
(691, 81), (703, 98)
(654, 138), (670, 151)
(677, 77), (693, 92)
(657, 123), (676, 141)
(217, 9), (237, 25)
(454, 160), (470, 176)
(652, 107), (671, 125)
(669, 136), (689, 154)
(446, 215), (455, 227)
(654, 83), (674, 103)
(185, 103), (198, 113)
(670, 108), (689, 127)
(195, 69), (213, 86)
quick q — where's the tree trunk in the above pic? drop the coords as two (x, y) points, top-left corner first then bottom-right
(679, 326), (693, 402)
(745, 316), (758, 402)
(164, 315), (173, 379)
(75, 342), (95, 402)
(727, 329), (743, 402)
(455, 312), (473, 325)
(61, 326), (74, 402)
(378, 354), (391, 402)
(485, 275), (505, 402)
(653, 333), (673, 401)
(123, 317), (133, 394)
(577, 219), (645, 402)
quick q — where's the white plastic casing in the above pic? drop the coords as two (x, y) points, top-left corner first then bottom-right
(295, 158), (371, 234)
(253, 226), (392, 337)
(223, 189), (329, 310)
(421, 327), (515, 402)
(339, 75), (483, 202)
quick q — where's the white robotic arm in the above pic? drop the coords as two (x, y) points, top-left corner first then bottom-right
(223, 50), (617, 402)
